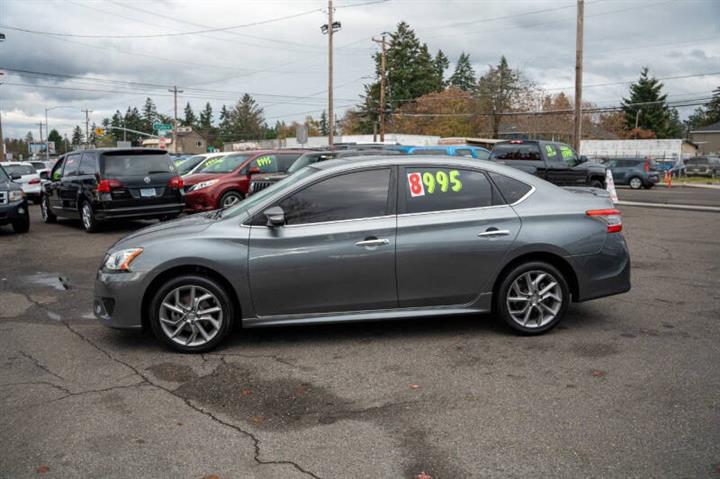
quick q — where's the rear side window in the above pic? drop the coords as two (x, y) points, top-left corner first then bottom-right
(5, 164), (36, 176)
(78, 153), (96, 175)
(455, 149), (472, 157)
(403, 167), (494, 213)
(276, 154), (303, 172)
(489, 172), (532, 204)
(411, 149), (449, 156)
(491, 144), (541, 161)
(102, 154), (174, 176)
(278, 168), (391, 225)
(63, 154), (81, 177)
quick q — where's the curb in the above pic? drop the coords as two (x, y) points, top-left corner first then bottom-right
(616, 200), (720, 213)
(654, 183), (720, 190)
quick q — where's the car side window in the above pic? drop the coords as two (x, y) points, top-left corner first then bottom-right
(556, 144), (578, 166)
(455, 149), (472, 157)
(403, 167), (495, 214)
(276, 154), (302, 172)
(50, 157), (66, 181)
(411, 149), (449, 156)
(251, 155), (278, 174)
(78, 153), (95, 175)
(62, 154), (81, 178)
(275, 168), (392, 225)
(488, 172), (532, 204)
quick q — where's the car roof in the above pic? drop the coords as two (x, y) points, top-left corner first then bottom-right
(4, 161), (34, 166)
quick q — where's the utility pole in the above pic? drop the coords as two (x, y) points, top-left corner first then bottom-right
(168, 86), (183, 154)
(37, 122), (44, 156)
(81, 109), (92, 148)
(45, 109), (49, 161)
(0, 102), (4, 161)
(321, 1), (341, 148)
(372, 34), (387, 143)
(573, 0), (584, 152)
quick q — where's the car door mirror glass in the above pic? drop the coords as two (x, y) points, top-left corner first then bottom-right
(263, 206), (285, 227)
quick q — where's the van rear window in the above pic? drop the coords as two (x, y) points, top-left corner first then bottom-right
(102, 154), (175, 176)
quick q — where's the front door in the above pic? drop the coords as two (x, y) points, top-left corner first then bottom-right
(59, 153), (82, 214)
(396, 166), (521, 307)
(546, 143), (585, 186)
(248, 167), (397, 317)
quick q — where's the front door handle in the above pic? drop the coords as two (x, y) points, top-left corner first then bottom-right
(355, 238), (390, 247)
(478, 229), (510, 238)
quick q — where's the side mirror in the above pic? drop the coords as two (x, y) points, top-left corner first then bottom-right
(263, 206), (285, 227)
(248, 167), (261, 176)
(40, 171), (49, 180)
(579, 155), (589, 163)
(10, 173), (21, 180)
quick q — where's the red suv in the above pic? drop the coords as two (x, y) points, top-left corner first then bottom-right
(183, 150), (305, 211)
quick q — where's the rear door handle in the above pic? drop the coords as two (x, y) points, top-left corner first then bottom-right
(355, 238), (390, 247)
(478, 229), (510, 237)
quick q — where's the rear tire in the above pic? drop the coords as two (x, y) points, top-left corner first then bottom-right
(495, 261), (570, 335)
(11, 215), (30, 234)
(149, 274), (235, 353)
(590, 179), (604, 189)
(628, 176), (643, 189)
(80, 201), (99, 233)
(41, 195), (56, 223)
(219, 191), (243, 209)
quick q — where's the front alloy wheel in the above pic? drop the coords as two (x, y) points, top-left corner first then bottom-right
(81, 202), (98, 233)
(220, 191), (243, 209)
(497, 261), (569, 334)
(629, 177), (643, 189)
(41, 195), (56, 223)
(150, 275), (234, 353)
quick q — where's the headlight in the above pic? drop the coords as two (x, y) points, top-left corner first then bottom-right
(8, 190), (24, 202)
(189, 179), (219, 192)
(104, 248), (143, 272)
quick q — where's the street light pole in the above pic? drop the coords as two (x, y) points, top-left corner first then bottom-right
(321, 1), (341, 148)
(573, 0), (584, 152)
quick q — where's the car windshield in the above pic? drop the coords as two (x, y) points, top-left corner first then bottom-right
(5, 164), (36, 176)
(287, 153), (335, 174)
(177, 155), (207, 175)
(102, 154), (175, 176)
(198, 154), (248, 174)
(0, 166), (9, 181)
(31, 162), (46, 169)
(222, 166), (318, 219)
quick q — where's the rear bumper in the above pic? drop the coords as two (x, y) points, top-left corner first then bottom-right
(94, 269), (149, 329)
(95, 202), (184, 220)
(567, 233), (631, 302)
(0, 200), (29, 225)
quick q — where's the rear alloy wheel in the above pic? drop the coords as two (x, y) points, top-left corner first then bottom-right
(496, 261), (570, 334)
(41, 195), (56, 223)
(628, 177), (643, 190)
(80, 201), (99, 233)
(219, 191), (243, 209)
(149, 275), (234, 353)
(11, 214), (30, 234)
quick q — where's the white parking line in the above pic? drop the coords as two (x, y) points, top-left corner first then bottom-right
(617, 200), (720, 213)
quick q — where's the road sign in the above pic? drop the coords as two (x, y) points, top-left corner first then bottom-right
(153, 122), (172, 131)
(95, 127), (105, 136)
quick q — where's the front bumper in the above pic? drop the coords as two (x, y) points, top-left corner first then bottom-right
(184, 189), (218, 212)
(0, 199), (29, 226)
(94, 269), (150, 329)
(567, 232), (631, 302)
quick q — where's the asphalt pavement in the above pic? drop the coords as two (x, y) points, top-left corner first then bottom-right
(617, 184), (720, 207)
(1, 204), (719, 478)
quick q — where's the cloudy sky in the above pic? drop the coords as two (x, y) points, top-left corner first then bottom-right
(1, 0), (719, 140)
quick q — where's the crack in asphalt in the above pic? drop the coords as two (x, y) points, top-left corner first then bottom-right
(18, 350), (66, 381)
(60, 321), (322, 479)
(204, 351), (299, 369)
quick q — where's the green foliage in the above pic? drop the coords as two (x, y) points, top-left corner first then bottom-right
(71, 126), (83, 145)
(686, 86), (720, 131)
(141, 97), (158, 133)
(621, 67), (683, 138)
(477, 56), (524, 137)
(449, 52), (476, 92)
(199, 102), (213, 130)
(47, 129), (63, 153)
(182, 102), (197, 127)
(319, 110), (329, 136)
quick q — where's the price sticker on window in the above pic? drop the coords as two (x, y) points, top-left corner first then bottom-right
(407, 172), (425, 197)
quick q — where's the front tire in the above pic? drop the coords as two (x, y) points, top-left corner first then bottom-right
(496, 261), (570, 335)
(11, 215), (30, 233)
(41, 195), (56, 223)
(219, 191), (243, 209)
(149, 274), (235, 353)
(80, 201), (99, 233)
(628, 176), (643, 189)
(590, 179), (604, 189)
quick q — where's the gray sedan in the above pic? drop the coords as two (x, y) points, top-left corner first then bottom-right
(95, 156), (631, 353)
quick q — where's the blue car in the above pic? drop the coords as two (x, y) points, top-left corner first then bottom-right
(390, 145), (490, 160)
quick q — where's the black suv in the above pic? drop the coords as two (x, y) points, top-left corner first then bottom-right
(490, 140), (607, 188)
(41, 148), (185, 232)
(0, 164), (30, 233)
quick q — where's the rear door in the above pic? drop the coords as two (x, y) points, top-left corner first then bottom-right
(248, 167), (397, 316)
(396, 165), (521, 307)
(46, 156), (66, 211)
(100, 151), (177, 208)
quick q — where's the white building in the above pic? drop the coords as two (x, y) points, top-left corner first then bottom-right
(580, 139), (698, 161)
(225, 133), (440, 151)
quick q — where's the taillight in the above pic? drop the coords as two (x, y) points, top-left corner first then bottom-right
(586, 208), (622, 233)
(28, 178), (40, 185)
(168, 176), (184, 189)
(97, 179), (123, 193)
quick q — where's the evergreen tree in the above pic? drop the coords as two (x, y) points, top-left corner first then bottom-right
(71, 126), (83, 145)
(230, 94), (265, 141)
(25, 131), (34, 144)
(319, 110), (329, 136)
(124, 107), (144, 144)
(432, 49), (449, 90)
(199, 102), (213, 130)
(141, 97), (158, 132)
(182, 102), (197, 127)
(110, 110), (124, 141)
(449, 52), (477, 92)
(218, 105), (232, 142)
(621, 67), (683, 138)
(706, 86), (720, 124)
(476, 56), (523, 138)
(47, 129), (62, 153)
